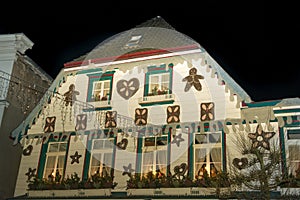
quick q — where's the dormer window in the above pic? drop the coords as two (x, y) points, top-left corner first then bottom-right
(125, 35), (142, 47)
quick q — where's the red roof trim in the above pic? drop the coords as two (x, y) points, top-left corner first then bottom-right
(64, 44), (200, 68)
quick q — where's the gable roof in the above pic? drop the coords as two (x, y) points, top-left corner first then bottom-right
(11, 16), (253, 144)
(64, 16), (201, 67)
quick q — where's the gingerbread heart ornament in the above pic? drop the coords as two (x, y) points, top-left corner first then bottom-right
(117, 78), (139, 100)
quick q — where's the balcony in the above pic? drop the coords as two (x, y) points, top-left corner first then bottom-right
(138, 94), (175, 106)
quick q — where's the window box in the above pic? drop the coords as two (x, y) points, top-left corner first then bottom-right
(138, 94), (175, 106)
(280, 187), (300, 196)
(126, 187), (230, 197)
(28, 188), (112, 197)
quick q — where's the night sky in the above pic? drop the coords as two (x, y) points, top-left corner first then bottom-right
(0, 1), (299, 102)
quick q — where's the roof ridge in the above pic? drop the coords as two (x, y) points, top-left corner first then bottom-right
(135, 16), (175, 30)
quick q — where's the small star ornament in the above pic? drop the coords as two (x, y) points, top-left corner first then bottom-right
(25, 168), (36, 181)
(122, 163), (134, 177)
(248, 125), (275, 150)
(171, 133), (184, 147)
(70, 151), (82, 164)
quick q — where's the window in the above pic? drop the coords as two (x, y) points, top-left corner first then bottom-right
(89, 139), (114, 177)
(125, 35), (142, 47)
(288, 145), (300, 175)
(286, 128), (300, 176)
(139, 64), (174, 106)
(44, 142), (67, 180)
(142, 136), (168, 176)
(92, 80), (110, 101)
(194, 132), (222, 178)
(86, 71), (114, 109)
(149, 73), (170, 96)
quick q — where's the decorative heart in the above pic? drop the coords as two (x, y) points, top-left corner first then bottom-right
(232, 158), (248, 170)
(117, 78), (139, 100)
(174, 163), (188, 177)
(117, 138), (128, 150)
(23, 145), (33, 156)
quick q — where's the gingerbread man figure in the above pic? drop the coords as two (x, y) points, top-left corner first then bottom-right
(182, 67), (204, 92)
(63, 84), (80, 106)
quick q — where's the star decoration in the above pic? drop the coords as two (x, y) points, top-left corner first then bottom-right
(171, 133), (184, 147)
(70, 151), (82, 164)
(122, 163), (135, 177)
(25, 168), (36, 181)
(248, 125), (275, 150)
(200, 102), (214, 121)
(167, 105), (180, 124)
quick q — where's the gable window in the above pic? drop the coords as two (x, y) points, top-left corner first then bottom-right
(139, 63), (175, 106)
(86, 71), (115, 109)
(142, 135), (168, 176)
(89, 139), (114, 177)
(125, 35), (142, 48)
(194, 132), (222, 179)
(44, 142), (67, 180)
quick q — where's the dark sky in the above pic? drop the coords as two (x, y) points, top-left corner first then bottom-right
(0, 1), (299, 102)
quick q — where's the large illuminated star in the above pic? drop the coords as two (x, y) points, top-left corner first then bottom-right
(248, 125), (275, 150)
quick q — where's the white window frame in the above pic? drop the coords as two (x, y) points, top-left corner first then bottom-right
(92, 80), (110, 101)
(89, 138), (114, 177)
(194, 132), (222, 178)
(43, 142), (68, 179)
(141, 135), (168, 176)
(149, 73), (170, 95)
(285, 127), (300, 176)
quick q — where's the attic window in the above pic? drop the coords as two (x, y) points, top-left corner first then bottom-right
(125, 35), (142, 47)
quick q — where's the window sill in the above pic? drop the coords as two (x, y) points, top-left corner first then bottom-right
(84, 100), (112, 111)
(138, 94), (175, 106)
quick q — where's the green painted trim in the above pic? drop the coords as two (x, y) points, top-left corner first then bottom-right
(111, 137), (117, 177)
(136, 131), (144, 174)
(167, 131), (171, 175)
(287, 129), (300, 134)
(77, 68), (103, 75)
(274, 108), (300, 114)
(243, 100), (281, 108)
(279, 127), (287, 177)
(222, 131), (226, 172)
(188, 132), (194, 179)
(140, 100), (174, 107)
(37, 142), (48, 178)
(83, 139), (92, 180)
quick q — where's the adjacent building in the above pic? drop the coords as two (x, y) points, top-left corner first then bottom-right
(0, 33), (52, 200)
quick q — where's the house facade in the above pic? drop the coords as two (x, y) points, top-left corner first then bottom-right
(0, 33), (52, 200)
(12, 17), (300, 198)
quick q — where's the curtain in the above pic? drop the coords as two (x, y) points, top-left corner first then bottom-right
(210, 148), (221, 171)
(143, 152), (154, 174)
(156, 150), (167, 174)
